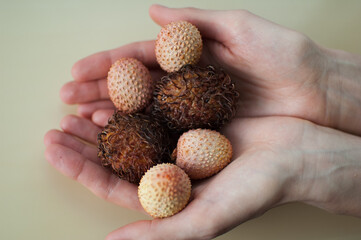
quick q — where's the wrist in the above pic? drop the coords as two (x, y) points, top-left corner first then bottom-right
(318, 47), (361, 135)
(284, 122), (361, 216)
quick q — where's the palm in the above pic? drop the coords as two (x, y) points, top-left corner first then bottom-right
(44, 113), (308, 239)
(152, 117), (306, 239)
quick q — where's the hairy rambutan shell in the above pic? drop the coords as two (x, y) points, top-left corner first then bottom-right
(107, 58), (153, 114)
(97, 112), (169, 184)
(138, 163), (191, 218)
(175, 129), (232, 179)
(153, 64), (239, 131)
(155, 21), (202, 72)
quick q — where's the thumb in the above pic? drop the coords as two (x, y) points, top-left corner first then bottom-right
(149, 4), (230, 42)
(105, 216), (207, 240)
(105, 200), (220, 240)
(105, 220), (182, 240)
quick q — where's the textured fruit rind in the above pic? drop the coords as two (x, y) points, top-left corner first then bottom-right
(176, 129), (232, 179)
(155, 21), (202, 72)
(107, 58), (153, 114)
(97, 112), (169, 184)
(138, 163), (191, 218)
(153, 64), (239, 131)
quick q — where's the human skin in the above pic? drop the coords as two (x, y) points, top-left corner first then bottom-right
(44, 115), (361, 240)
(60, 5), (361, 136)
(46, 4), (361, 240)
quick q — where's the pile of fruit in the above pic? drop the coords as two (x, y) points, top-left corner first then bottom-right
(97, 21), (239, 218)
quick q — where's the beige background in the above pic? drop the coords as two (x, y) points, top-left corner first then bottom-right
(1, 0), (360, 239)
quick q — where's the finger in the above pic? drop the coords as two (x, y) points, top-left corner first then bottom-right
(60, 79), (108, 104)
(149, 4), (231, 43)
(198, 38), (231, 67)
(44, 129), (99, 163)
(60, 115), (101, 144)
(71, 40), (159, 82)
(105, 198), (219, 240)
(45, 144), (143, 211)
(61, 70), (165, 105)
(78, 100), (115, 118)
(92, 109), (114, 127)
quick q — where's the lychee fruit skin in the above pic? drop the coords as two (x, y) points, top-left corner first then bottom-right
(153, 64), (239, 131)
(107, 58), (153, 114)
(175, 129), (232, 180)
(155, 21), (202, 73)
(97, 112), (169, 184)
(138, 163), (191, 218)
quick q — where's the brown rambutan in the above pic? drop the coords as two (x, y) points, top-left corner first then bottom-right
(152, 64), (239, 131)
(97, 112), (169, 184)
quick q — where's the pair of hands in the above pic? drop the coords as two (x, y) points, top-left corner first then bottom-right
(44, 5), (361, 240)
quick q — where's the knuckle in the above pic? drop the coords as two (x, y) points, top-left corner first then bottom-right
(231, 9), (253, 23)
(221, 9), (254, 37)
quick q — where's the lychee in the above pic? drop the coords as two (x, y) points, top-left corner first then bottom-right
(174, 129), (232, 179)
(155, 21), (202, 72)
(153, 64), (239, 131)
(107, 58), (153, 114)
(138, 163), (191, 218)
(97, 112), (169, 184)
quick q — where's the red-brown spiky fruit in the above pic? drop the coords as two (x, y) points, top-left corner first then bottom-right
(97, 112), (169, 184)
(152, 64), (239, 131)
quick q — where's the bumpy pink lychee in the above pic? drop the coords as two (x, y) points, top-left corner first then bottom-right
(138, 163), (191, 218)
(174, 129), (232, 179)
(155, 21), (202, 72)
(107, 58), (153, 113)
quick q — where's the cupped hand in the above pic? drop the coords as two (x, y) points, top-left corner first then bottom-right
(52, 4), (361, 239)
(44, 115), (143, 211)
(44, 112), (361, 240)
(61, 5), (335, 129)
(44, 114), (298, 240)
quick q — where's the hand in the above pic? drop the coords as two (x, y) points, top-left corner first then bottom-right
(52, 4), (361, 239)
(44, 113), (361, 240)
(60, 5), (361, 135)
